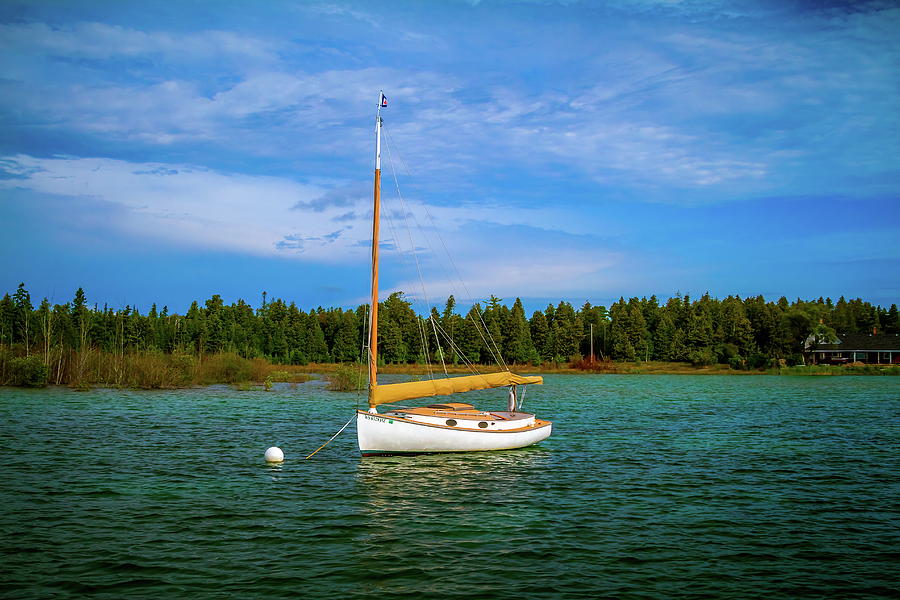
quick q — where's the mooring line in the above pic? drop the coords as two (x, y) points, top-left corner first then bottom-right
(305, 415), (355, 459)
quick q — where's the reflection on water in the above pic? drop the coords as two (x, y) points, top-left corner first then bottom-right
(352, 448), (558, 594)
(264, 462), (283, 481)
(356, 447), (549, 509)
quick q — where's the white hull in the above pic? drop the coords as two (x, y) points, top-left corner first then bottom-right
(356, 410), (552, 456)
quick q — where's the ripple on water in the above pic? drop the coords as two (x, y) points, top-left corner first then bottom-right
(0, 376), (898, 599)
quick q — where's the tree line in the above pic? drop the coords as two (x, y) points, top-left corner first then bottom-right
(2, 283), (897, 380)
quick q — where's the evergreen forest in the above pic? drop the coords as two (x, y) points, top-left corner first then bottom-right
(1, 282), (897, 387)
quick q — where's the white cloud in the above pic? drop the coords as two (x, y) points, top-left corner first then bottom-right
(2, 5), (898, 210)
(1, 155), (350, 259)
(393, 252), (624, 310)
(1, 153), (635, 304)
(0, 154), (573, 267)
(5, 19), (783, 193)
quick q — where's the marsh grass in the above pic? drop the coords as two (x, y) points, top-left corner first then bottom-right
(2, 346), (895, 390)
(767, 363), (899, 376)
(27, 348), (200, 389)
(267, 369), (313, 383)
(326, 364), (367, 392)
(0, 347), (323, 389)
(199, 352), (251, 384)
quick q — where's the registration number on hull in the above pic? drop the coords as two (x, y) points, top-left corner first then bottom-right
(364, 414), (393, 424)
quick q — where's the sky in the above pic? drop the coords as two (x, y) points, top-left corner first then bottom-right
(1, 0), (898, 315)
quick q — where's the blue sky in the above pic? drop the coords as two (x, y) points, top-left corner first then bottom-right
(1, 0), (898, 315)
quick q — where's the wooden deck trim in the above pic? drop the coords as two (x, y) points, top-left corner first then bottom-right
(358, 410), (552, 433)
(386, 407), (534, 422)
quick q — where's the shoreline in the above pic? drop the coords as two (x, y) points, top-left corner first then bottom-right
(3, 358), (896, 392)
(294, 361), (899, 376)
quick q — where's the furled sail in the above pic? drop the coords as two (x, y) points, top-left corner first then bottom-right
(370, 372), (542, 407)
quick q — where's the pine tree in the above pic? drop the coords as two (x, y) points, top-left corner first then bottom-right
(332, 310), (360, 362)
(13, 283), (32, 353)
(0, 294), (15, 346)
(504, 298), (537, 364)
(654, 310), (677, 361)
(627, 299), (650, 361)
(886, 304), (899, 334)
(529, 310), (550, 362)
(721, 296), (754, 358)
(458, 305), (485, 364)
(37, 298), (53, 364)
(305, 312), (329, 362)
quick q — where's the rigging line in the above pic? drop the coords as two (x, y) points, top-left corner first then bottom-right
(432, 319), (483, 377)
(305, 415), (355, 459)
(417, 310), (433, 378)
(376, 132), (418, 307)
(383, 130), (434, 321)
(382, 128), (459, 298)
(383, 126), (442, 377)
(384, 128), (509, 371)
(358, 303), (369, 410)
(462, 301), (507, 372)
(379, 195), (429, 375)
(382, 128), (507, 371)
(430, 314), (449, 377)
(381, 126), (462, 312)
(431, 319), (470, 371)
(440, 330), (481, 375)
(373, 181), (434, 381)
(477, 305), (509, 371)
(380, 214), (433, 379)
(381, 152), (433, 378)
(428, 314), (490, 377)
(434, 315), (470, 375)
(385, 126), (416, 179)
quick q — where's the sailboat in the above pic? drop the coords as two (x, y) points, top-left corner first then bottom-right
(356, 92), (552, 456)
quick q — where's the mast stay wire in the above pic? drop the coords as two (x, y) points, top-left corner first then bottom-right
(385, 131), (509, 373)
(382, 127), (507, 370)
(383, 154), (452, 379)
(383, 125), (509, 372)
(382, 128), (511, 374)
(431, 319), (487, 377)
(357, 303), (369, 410)
(383, 128), (451, 377)
(378, 176), (434, 381)
(379, 132), (438, 380)
(385, 131), (449, 379)
(381, 127), (504, 371)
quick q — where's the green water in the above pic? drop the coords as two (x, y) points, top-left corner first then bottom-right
(1, 375), (898, 599)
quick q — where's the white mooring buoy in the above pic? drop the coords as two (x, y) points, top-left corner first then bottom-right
(265, 446), (284, 463)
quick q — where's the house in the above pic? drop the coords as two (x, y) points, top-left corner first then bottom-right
(804, 332), (900, 364)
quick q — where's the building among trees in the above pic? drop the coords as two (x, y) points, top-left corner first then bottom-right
(805, 331), (900, 364)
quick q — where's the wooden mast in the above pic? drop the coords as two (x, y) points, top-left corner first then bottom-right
(368, 92), (385, 409)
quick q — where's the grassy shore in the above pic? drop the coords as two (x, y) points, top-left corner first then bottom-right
(3, 349), (897, 390)
(0, 349), (316, 390)
(295, 360), (899, 376)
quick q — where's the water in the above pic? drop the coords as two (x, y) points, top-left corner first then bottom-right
(1, 375), (898, 599)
